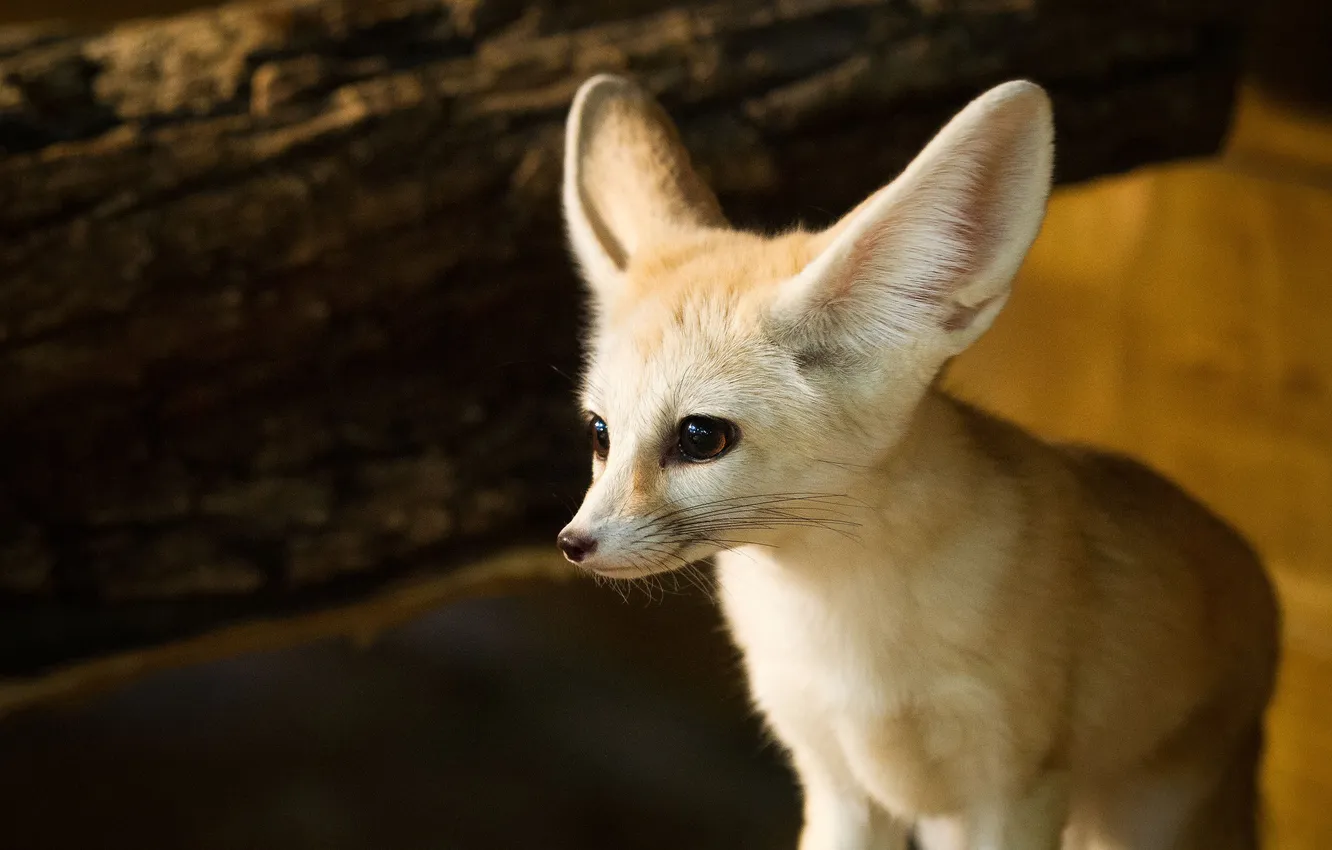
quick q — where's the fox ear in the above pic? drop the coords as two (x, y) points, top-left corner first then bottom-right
(771, 80), (1054, 365)
(563, 75), (727, 301)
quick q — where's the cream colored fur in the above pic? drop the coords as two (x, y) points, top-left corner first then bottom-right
(559, 75), (1280, 850)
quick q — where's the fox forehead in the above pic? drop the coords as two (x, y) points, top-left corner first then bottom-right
(625, 228), (821, 301)
(581, 230), (820, 426)
(581, 314), (794, 430)
(594, 228), (821, 354)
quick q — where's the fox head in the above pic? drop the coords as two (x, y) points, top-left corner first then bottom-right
(556, 75), (1054, 576)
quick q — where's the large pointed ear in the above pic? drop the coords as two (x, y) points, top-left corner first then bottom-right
(771, 80), (1054, 366)
(563, 75), (727, 300)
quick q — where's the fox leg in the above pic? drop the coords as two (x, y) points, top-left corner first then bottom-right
(915, 772), (1069, 850)
(792, 743), (910, 850)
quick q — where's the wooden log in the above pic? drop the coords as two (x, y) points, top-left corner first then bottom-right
(0, 0), (1244, 693)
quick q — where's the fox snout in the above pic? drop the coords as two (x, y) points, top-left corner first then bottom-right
(555, 461), (646, 574)
(555, 513), (666, 577)
(557, 474), (670, 576)
(557, 384), (752, 574)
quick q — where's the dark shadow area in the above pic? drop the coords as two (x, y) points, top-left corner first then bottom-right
(1248, 0), (1332, 113)
(0, 579), (801, 849)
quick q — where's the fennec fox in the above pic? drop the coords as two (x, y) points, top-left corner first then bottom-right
(556, 75), (1279, 850)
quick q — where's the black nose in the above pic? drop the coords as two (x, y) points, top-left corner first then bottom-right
(557, 530), (597, 563)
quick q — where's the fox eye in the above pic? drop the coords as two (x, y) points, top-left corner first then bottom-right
(678, 416), (737, 462)
(588, 415), (610, 460)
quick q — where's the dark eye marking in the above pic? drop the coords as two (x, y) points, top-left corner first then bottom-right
(794, 346), (836, 371)
(587, 414), (610, 460)
(794, 344), (859, 372)
(676, 416), (738, 463)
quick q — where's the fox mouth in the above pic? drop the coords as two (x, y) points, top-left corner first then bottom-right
(562, 493), (865, 578)
(575, 542), (719, 600)
(586, 562), (674, 578)
(579, 543), (696, 579)
(565, 534), (723, 584)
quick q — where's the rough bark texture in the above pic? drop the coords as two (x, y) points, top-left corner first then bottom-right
(0, 0), (1244, 682)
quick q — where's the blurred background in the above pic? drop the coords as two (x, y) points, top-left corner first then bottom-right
(0, 0), (1329, 847)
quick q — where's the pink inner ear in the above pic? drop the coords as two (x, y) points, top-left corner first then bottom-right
(835, 132), (1013, 333)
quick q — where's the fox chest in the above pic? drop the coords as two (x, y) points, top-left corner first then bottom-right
(716, 553), (1005, 816)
